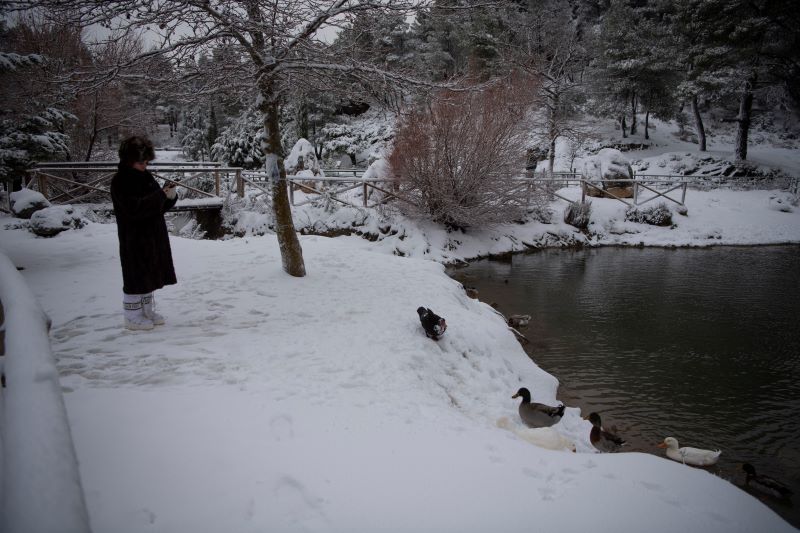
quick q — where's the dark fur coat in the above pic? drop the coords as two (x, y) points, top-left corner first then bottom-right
(111, 164), (178, 295)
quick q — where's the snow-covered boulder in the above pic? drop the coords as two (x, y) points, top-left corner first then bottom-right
(286, 138), (323, 194)
(29, 205), (86, 237)
(361, 158), (392, 204)
(285, 138), (321, 176)
(10, 188), (50, 218)
(362, 157), (390, 180)
(582, 148), (634, 198)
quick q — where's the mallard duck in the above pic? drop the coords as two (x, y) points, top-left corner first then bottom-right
(584, 412), (626, 452)
(742, 463), (793, 499)
(507, 314), (531, 328)
(496, 417), (576, 452)
(658, 437), (720, 466)
(511, 387), (565, 428)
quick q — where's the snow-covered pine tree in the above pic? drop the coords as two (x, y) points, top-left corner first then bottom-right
(211, 107), (266, 170)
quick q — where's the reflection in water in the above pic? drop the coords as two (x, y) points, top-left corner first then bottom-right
(450, 246), (800, 527)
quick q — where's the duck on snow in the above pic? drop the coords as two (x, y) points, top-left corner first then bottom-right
(511, 387), (565, 428)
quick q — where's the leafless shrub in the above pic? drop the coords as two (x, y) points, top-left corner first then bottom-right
(389, 76), (539, 230)
(625, 203), (672, 226)
(564, 200), (592, 229)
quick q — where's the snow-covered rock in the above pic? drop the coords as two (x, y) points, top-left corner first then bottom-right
(285, 138), (321, 176)
(362, 157), (390, 180)
(10, 188), (50, 219)
(582, 148), (634, 198)
(29, 205), (86, 237)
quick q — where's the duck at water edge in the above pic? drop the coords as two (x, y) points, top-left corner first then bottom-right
(584, 412), (626, 453)
(658, 437), (721, 466)
(511, 387), (565, 428)
(742, 463), (794, 499)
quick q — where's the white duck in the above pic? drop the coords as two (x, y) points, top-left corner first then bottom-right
(496, 417), (576, 452)
(658, 436), (721, 466)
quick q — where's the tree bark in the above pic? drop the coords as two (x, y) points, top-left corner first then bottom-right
(546, 94), (559, 175)
(734, 75), (756, 162)
(630, 91), (637, 136)
(620, 115), (628, 138)
(691, 94), (706, 152)
(260, 82), (306, 277)
(644, 110), (650, 140)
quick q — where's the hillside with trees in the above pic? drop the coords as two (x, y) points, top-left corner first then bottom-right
(2, 0), (798, 268)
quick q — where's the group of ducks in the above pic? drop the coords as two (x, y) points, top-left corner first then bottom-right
(415, 307), (792, 500)
(512, 386), (794, 500)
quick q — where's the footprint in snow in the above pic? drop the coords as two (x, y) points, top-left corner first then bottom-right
(270, 414), (294, 441)
(273, 476), (328, 528)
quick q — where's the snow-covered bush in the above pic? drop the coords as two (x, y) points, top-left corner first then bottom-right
(564, 201), (591, 229)
(388, 80), (535, 230)
(29, 205), (86, 237)
(10, 188), (50, 218)
(625, 203), (673, 226)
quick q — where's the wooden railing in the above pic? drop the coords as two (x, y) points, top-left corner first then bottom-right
(23, 163), (240, 210)
(11, 163), (798, 213)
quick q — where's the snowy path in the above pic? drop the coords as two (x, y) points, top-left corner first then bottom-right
(1, 222), (794, 532)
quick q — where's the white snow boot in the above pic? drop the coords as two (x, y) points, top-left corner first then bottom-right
(142, 292), (165, 326)
(123, 293), (154, 331)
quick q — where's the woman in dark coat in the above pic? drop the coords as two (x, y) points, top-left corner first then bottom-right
(111, 136), (178, 330)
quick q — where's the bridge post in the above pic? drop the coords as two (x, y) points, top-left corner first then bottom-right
(37, 171), (49, 199)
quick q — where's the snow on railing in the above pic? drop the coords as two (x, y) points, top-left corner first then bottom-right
(0, 250), (91, 533)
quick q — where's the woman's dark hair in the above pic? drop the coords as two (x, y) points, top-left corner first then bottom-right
(118, 136), (155, 167)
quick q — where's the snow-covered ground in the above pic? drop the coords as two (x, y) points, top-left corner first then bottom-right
(2, 191), (798, 531)
(2, 115), (799, 531)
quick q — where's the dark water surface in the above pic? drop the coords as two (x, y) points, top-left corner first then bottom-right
(449, 246), (800, 528)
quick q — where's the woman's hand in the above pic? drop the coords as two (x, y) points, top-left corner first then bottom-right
(163, 182), (177, 200)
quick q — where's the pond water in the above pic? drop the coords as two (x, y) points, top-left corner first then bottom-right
(449, 245), (800, 528)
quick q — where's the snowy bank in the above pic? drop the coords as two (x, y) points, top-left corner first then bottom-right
(282, 187), (800, 265)
(0, 220), (794, 532)
(0, 250), (90, 533)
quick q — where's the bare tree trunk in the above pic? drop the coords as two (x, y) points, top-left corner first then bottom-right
(84, 95), (99, 161)
(547, 95), (558, 175)
(620, 115), (628, 138)
(735, 75), (756, 162)
(630, 91), (637, 136)
(261, 84), (306, 277)
(644, 110), (650, 140)
(691, 94), (706, 152)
